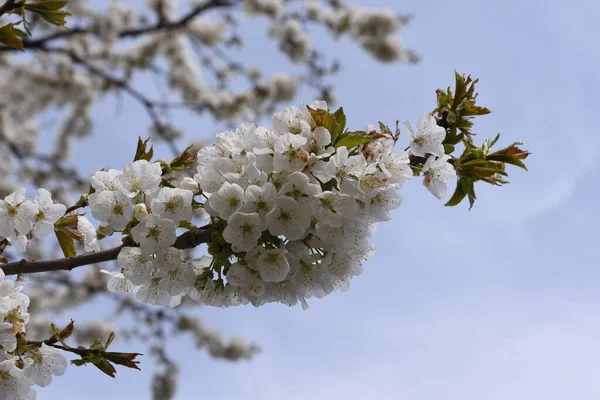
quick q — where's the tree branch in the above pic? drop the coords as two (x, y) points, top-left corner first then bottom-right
(0, 0), (22, 18)
(0, 0), (238, 52)
(1, 225), (217, 276)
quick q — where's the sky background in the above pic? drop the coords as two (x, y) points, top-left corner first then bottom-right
(38, 0), (600, 399)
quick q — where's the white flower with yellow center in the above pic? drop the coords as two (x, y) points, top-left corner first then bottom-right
(208, 182), (244, 220)
(422, 154), (456, 199)
(223, 212), (262, 252)
(130, 215), (177, 256)
(118, 160), (162, 198)
(0, 188), (38, 240)
(23, 343), (67, 387)
(257, 249), (290, 282)
(32, 189), (66, 239)
(0, 360), (32, 400)
(117, 247), (154, 285)
(151, 187), (193, 222)
(266, 197), (310, 240)
(405, 114), (446, 157)
(88, 190), (133, 231)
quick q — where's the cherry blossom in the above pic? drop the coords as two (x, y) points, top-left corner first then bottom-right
(422, 155), (457, 199)
(23, 344), (67, 387)
(405, 114), (446, 157)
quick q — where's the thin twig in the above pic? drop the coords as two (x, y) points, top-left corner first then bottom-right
(0, 0), (238, 52)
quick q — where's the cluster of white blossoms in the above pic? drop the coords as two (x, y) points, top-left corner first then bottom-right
(0, 99), (456, 396)
(94, 100), (453, 309)
(0, 101), (455, 313)
(0, 270), (68, 399)
(0, 189), (67, 252)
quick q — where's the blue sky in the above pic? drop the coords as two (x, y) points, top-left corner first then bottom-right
(40, 0), (600, 399)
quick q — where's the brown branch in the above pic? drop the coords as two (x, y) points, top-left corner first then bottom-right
(0, 0), (22, 17)
(0, 0), (238, 52)
(2, 225), (217, 276)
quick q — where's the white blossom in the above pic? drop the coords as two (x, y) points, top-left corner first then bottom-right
(151, 188), (193, 222)
(208, 182), (244, 220)
(278, 171), (321, 208)
(222, 212), (262, 252)
(0, 360), (32, 400)
(32, 189), (66, 239)
(179, 177), (201, 194)
(158, 262), (197, 296)
(155, 247), (183, 271)
(272, 133), (309, 173)
(77, 216), (101, 252)
(405, 115), (446, 157)
(240, 183), (277, 230)
(225, 263), (251, 287)
(366, 185), (403, 222)
(311, 191), (358, 227)
(378, 149), (413, 184)
(101, 270), (138, 293)
(90, 169), (123, 192)
(266, 197), (310, 240)
(130, 215), (177, 256)
(117, 247), (153, 285)
(118, 160), (163, 198)
(133, 203), (148, 221)
(422, 154), (457, 199)
(257, 249), (290, 282)
(88, 190), (134, 231)
(0, 189), (37, 239)
(23, 344), (67, 387)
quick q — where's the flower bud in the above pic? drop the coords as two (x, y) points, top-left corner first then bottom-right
(179, 177), (201, 194)
(97, 223), (114, 237)
(134, 203), (148, 221)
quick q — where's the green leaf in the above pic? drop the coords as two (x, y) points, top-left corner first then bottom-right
(459, 159), (490, 168)
(0, 23), (27, 51)
(92, 358), (117, 378)
(486, 155), (528, 170)
(445, 180), (467, 207)
(55, 229), (76, 257)
(90, 339), (104, 352)
(453, 72), (467, 104)
(321, 178), (339, 192)
(334, 131), (373, 149)
(331, 107), (346, 139)
(133, 137), (153, 161)
(58, 320), (75, 341)
(103, 351), (143, 371)
(104, 332), (115, 350)
(378, 121), (391, 135)
(71, 359), (87, 367)
(306, 106), (342, 143)
(179, 220), (198, 230)
(445, 178), (476, 209)
(24, 1), (71, 27)
(462, 105), (491, 116)
(170, 144), (197, 170)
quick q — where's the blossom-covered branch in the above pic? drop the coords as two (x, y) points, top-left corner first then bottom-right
(0, 70), (529, 396)
(2, 224), (217, 276)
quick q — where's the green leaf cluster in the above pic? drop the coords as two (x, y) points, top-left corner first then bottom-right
(71, 331), (142, 378)
(432, 72), (530, 209)
(0, 1), (71, 51)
